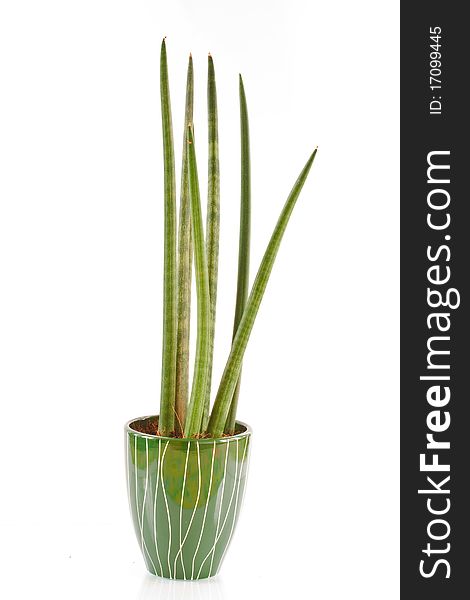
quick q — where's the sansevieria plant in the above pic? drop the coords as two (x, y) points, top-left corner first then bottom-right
(126, 39), (317, 580)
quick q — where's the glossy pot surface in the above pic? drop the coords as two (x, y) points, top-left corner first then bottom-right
(126, 416), (251, 580)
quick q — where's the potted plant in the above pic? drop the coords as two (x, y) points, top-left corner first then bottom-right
(125, 39), (317, 580)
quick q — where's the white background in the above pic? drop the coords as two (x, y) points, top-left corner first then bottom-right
(0, 1), (399, 598)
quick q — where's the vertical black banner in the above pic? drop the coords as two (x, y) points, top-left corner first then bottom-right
(401, 2), (468, 598)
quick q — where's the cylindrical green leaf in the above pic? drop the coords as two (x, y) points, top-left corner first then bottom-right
(184, 127), (211, 437)
(175, 55), (194, 436)
(225, 75), (251, 434)
(207, 149), (318, 437)
(202, 54), (220, 430)
(159, 38), (177, 436)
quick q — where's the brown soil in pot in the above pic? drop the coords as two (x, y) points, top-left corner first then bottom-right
(129, 415), (243, 439)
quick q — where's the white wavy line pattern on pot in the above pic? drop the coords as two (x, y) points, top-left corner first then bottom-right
(208, 439), (239, 576)
(133, 435), (157, 574)
(173, 440), (202, 579)
(152, 438), (163, 576)
(175, 441), (190, 580)
(142, 439), (149, 552)
(196, 440), (231, 579)
(216, 437), (248, 574)
(131, 434), (249, 580)
(200, 439), (239, 578)
(160, 440), (172, 578)
(190, 440), (216, 579)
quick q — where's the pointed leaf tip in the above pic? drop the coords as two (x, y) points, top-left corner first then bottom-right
(307, 147), (318, 165)
(161, 38), (167, 57)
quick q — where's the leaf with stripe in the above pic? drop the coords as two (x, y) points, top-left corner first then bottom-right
(207, 148), (318, 437)
(175, 55), (194, 435)
(225, 75), (251, 434)
(202, 54), (220, 430)
(159, 38), (178, 435)
(184, 126), (211, 437)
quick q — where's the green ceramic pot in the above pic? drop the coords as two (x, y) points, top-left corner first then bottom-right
(125, 416), (251, 580)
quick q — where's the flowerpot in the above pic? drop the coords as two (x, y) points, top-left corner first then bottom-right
(125, 416), (251, 580)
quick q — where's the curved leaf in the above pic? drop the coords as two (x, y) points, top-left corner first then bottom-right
(207, 148), (318, 437)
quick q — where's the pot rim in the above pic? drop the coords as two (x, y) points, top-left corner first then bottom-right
(125, 415), (252, 443)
